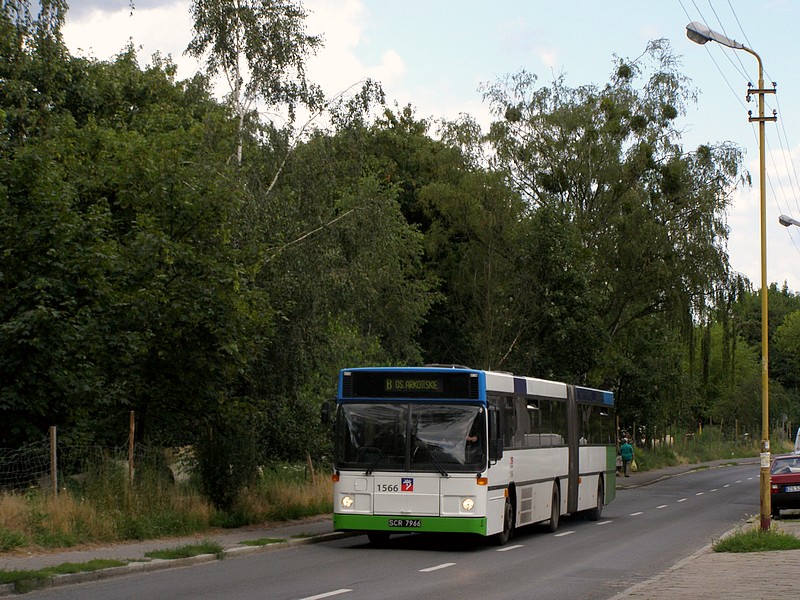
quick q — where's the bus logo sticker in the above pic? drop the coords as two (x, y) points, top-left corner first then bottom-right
(401, 478), (414, 492)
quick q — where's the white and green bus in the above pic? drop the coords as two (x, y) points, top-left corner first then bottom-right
(331, 365), (616, 545)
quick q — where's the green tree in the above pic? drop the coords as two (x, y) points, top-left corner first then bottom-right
(773, 310), (800, 391)
(186, 0), (323, 163)
(481, 41), (744, 422)
(0, 13), (269, 445)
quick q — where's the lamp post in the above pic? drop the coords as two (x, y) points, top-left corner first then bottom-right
(778, 214), (800, 228)
(686, 21), (777, 531)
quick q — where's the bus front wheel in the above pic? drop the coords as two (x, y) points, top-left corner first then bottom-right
(492, 497), (515, 546)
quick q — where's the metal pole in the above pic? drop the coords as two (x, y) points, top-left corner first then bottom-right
(49, 425), (57, 497)
(685, 23), (777, 531)
(129, 411), (135, 486)
(744, 47), (775, 531)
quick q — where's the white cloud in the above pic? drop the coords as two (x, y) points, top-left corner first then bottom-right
(538, 48), (558, 69)
(63, 1), (196, 74)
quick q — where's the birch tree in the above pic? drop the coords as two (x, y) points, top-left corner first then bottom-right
(186, 0), (323, 163)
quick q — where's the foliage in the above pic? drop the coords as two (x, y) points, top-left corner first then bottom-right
(0, 559), (127, 593)
(2, 0), (797, 468)
(713, 526), (800, 553)
(0, 525), (25, 552)
(186, 0), (323, 162)
(195, 415), (260, 511)
(144, 539), (223, 560)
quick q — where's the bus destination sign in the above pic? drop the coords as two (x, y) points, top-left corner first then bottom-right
(346, 370), (478, 399)
(384, 378), (442, 393)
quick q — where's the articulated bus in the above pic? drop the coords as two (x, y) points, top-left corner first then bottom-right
(331, 365), (616, 545)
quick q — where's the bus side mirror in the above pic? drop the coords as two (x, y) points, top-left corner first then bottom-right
(488, 406), (503, 463)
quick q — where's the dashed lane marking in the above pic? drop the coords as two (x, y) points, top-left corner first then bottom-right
(497, 544), (524, 552)
(420, 563), (456, 572)
(299, 590), (352, 600)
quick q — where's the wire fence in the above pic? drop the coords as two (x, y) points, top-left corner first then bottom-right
(0, 433), (192, 494)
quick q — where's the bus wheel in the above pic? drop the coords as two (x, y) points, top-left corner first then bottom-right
(587, 479), (603, 521)
(547, 484), (560, 533)
(367, 532), (390, 546)
(492, 497), (515, 546)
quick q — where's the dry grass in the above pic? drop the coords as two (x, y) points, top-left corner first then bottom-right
(242, 475), (333, 519)
(0, 465), (332, 553)
(0, 493), (28, 532)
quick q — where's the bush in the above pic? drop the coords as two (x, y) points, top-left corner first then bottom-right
(195, 416), (259, 511)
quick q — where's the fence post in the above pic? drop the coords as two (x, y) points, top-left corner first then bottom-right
(129, 411), (135, 486)
(49, 426), (58, 497)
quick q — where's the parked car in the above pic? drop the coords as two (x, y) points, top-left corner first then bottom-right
(770, 453), (800, 517)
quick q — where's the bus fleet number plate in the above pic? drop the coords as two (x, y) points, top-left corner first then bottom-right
(388, 519), (422, 528)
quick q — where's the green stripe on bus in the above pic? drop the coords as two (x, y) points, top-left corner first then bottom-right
(334, 514), (488, 535)
(606, 445), (617, 504)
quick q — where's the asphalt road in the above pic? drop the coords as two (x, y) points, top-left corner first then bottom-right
(25, 463), (759, 600)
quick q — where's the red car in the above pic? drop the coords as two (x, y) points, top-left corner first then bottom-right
(770, 453), (800, 517)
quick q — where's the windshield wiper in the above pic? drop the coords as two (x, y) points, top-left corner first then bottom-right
(415, 438), (449, 478)
(363, 448), (383, 476)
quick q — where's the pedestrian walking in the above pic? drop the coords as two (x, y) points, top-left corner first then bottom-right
(620, 438), (634, 477)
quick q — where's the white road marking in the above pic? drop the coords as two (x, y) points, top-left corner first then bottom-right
(657, 504), (668, 509)
(696, 492), (704, 496)
(554, 531), (575, 537)
(299, 590), (352, 600)
(710, 488), (718, 492)
(596, 520), (613, 526)
(497, 544), (524, 552)
(678, 498), (687, 503)
(630, 511), (643, 516)
(420, 563), (456, 572)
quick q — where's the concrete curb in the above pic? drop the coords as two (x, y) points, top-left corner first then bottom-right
(0, 531), (355, 597)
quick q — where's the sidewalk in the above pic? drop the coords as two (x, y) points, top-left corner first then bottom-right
(1, 459), (797, 598)
(613, 457), (800, 599)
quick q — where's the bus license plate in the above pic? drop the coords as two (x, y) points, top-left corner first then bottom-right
(786, 485), (800, 493)
(388, 519), (422, 528)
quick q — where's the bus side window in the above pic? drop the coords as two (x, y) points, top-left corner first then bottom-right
(488, 404), (503, 462)
(502, 396), (516, 449)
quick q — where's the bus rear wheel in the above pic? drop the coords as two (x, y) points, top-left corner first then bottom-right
(587, 479), (603, 521)
(546, 484), (560, 533)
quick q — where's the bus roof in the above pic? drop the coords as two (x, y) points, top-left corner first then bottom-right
(338, 367), (614, 406)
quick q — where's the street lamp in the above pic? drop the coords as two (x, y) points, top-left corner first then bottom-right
(779, 214), (800, 228)
(686, 21), (777, 531)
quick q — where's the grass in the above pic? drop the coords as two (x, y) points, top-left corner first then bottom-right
(0, 458), (332, 555)
(144, 539), (224, 560)
(0, 559), (127, 594)
(239, 537), (286, 546)
(630, 429), (767, 473)
(714, 524), (800, 553)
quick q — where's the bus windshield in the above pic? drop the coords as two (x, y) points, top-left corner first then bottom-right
(335, 403), (486, 474)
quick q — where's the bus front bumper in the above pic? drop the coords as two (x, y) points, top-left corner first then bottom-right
(333, 514), (487, 535)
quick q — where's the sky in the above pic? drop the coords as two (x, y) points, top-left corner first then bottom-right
(58, 0), (800, 293)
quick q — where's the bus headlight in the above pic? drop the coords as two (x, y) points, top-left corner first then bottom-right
(462, 497), (475, 511)
(341, 495), (354, 509)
